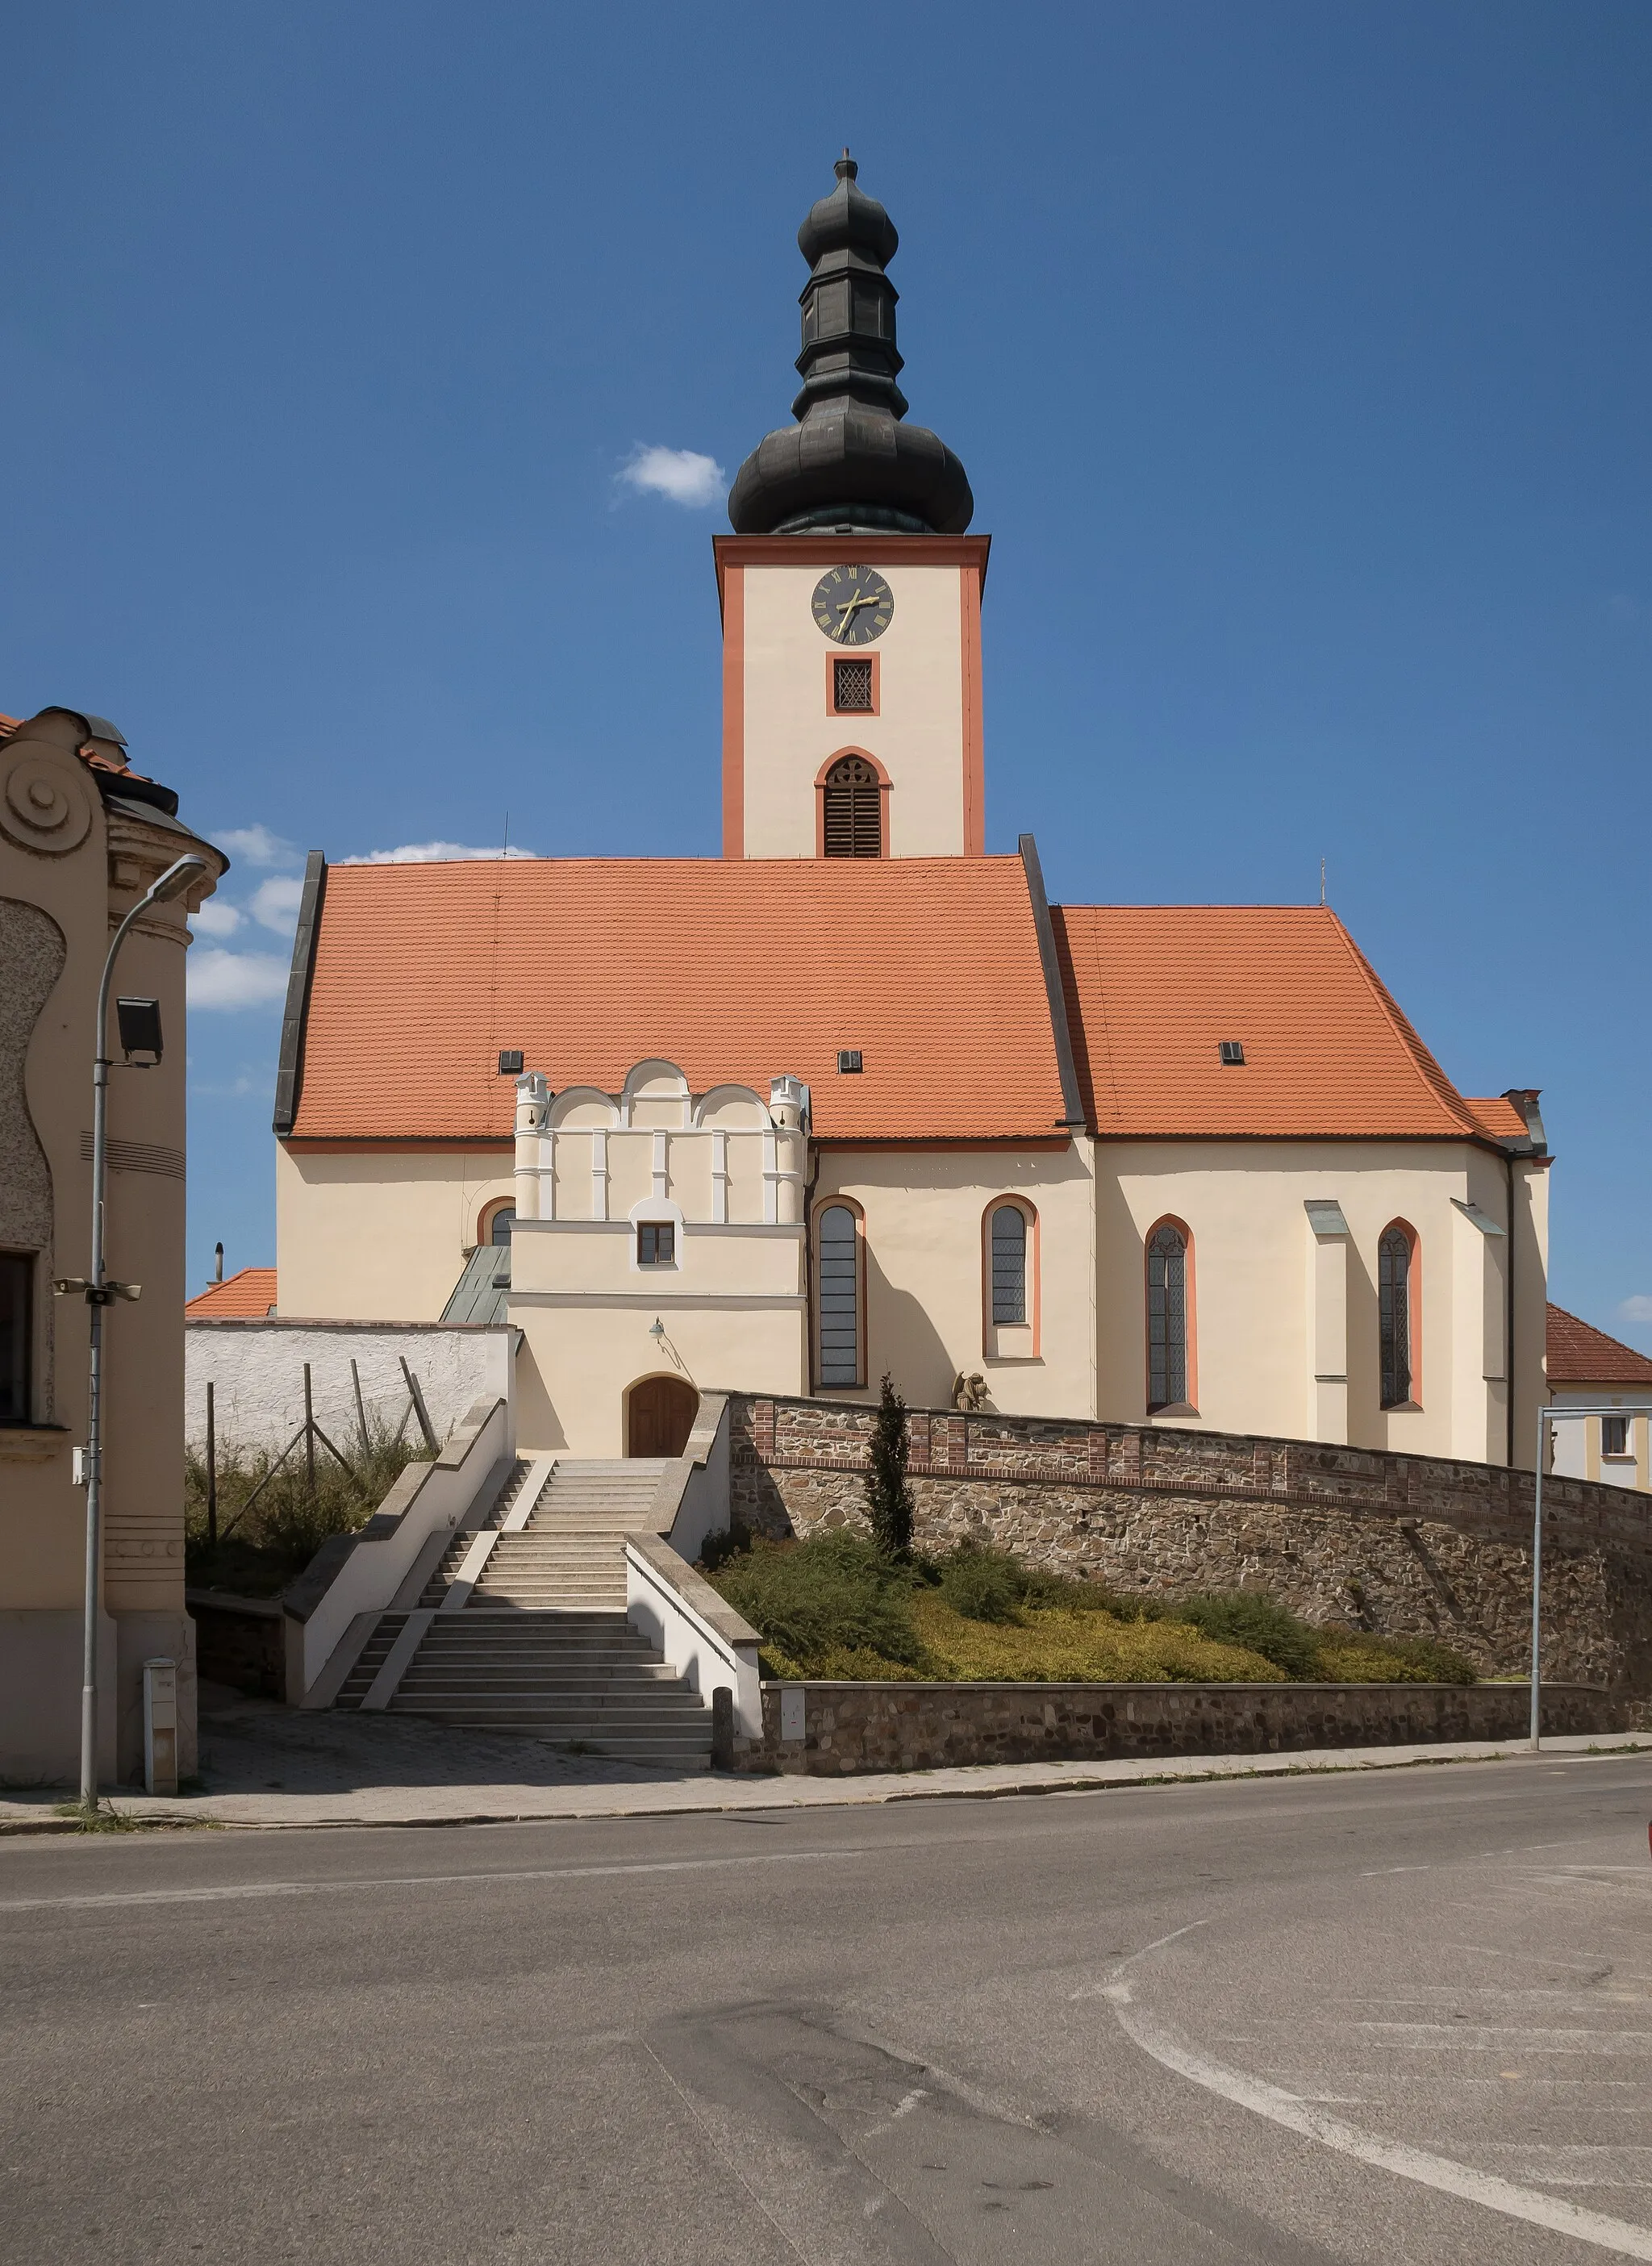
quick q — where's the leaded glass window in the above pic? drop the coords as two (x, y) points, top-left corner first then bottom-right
(1146, 1222), (1187, 1412)
(991, 1205), (1027, 1325)
(818, 1204), (861, 1385)
(1379, 1226), (1412, 1408)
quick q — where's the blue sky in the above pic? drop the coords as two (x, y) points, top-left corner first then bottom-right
(5, 3), (1650, 1342)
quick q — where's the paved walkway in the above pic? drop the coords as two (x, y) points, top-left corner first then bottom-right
(2, 1686), (1647, 1834)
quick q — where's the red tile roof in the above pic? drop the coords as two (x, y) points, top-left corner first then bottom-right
(288, 857), (1069, 1143)
(1546, 1304), (1652, 1388)
(1053, 903), (1500, 1141)
(1463, 1095), (1529, 1142)
(186, 1267), (278, 1320)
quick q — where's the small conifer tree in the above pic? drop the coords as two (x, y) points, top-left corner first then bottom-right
(866, 1372), (916, 1559)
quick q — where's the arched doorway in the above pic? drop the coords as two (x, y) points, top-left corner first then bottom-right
(627, 1375), (699, 1458)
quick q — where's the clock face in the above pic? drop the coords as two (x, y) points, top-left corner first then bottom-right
(812, 564), (894, 646)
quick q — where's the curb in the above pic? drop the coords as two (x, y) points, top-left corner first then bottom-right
(4, 1734), (1649, 1838)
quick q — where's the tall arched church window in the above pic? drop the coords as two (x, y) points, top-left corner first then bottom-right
(822, 755), (882, 858)
(817, 1204), (863, 1387)
(990, 1205), (1027, 1325)
(1379, 1225), (1416, 1408)
(1146, 1221), (1190, 1413)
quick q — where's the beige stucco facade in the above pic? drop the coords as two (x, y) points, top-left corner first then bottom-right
(722, 538), (986, 860)
(276, 1095), (1551, 1470)
(1, 708), (223, 1784)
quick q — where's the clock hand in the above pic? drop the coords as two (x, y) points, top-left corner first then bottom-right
(836, 590), (878, 620)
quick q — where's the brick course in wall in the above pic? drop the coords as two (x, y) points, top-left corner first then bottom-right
(727, 1394), (1652, 1690)
(732, 1679), (1643, 1776)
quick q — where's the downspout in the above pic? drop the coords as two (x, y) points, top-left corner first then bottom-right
(1505, 1149), (1516, 1469)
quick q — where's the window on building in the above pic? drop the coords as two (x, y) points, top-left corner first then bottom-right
(818, 1204), (861, 1387)
(1602, 1415), (1630, 1458)
(489, 1207), (516, 1246)
(0, 1254), (31, 1425)
(1146, 1222), (1189, 1413)
(991, 1204), (1027, 1325)
(822, 755), (882, 857)
(832, 658), (874, 713)
(1379, 1225), (1414, 1408)
(636, 1221), (675, 1267)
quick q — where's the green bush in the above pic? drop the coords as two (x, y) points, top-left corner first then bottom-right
(935, 1545), (1034, 1622)
(1316, 1629), (1477, 1685)
(186, 1425), (425, 1598)
(707, 1529), (924, 1673)
(1170, 1592), (1322, 1679)
(698, 1519), (755, 1575)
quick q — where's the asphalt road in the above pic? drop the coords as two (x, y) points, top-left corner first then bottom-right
(2, 1752), (1649, 2265)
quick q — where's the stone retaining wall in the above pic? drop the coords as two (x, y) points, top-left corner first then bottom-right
(727, 1394), (1652, 1689)
(733, 1678), (1644, 1776)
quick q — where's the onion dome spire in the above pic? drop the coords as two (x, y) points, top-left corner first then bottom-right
(728, 152), (974, 536)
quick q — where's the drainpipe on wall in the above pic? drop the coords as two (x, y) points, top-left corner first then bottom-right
(1500, 1089), (1549, 1472)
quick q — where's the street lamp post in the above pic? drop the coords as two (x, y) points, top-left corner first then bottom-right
(66, 853), (207, 1811)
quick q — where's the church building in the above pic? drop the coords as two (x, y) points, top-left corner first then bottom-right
(272, 156), (1552, 1470)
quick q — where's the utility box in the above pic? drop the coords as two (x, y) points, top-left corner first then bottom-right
(143, 1659), (178, 1797)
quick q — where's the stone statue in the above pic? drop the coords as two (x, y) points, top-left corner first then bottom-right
(951, 1371), (992, 1413)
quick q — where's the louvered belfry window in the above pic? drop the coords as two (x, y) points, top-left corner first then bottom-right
(1379, 1226), (1412, 1407)
(822, 755), (882, 857)
(833, 658), (874, 712)
(1146, 1222), (1188, 1412)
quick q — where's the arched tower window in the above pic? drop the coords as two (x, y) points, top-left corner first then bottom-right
(990, 1205), (1027, 1325)
(821, 755), (882, 858)
(817, 1202), (863, 1387)
(1379, 1224), (1417, 1408)
(1146, 1221), (1191, 1413)
(489, 1206), (516, 1246)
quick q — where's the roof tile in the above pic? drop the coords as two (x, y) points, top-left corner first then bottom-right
(186, 1267), (278, 1319)
(1546, 1303), (1652, 1388)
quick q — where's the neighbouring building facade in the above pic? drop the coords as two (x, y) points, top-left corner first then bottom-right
(1546, 1304), (1652, 1492)
(268, 156), (1555, 1471)
(1, 706), (224, 1782)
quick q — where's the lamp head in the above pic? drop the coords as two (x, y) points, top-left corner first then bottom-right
(148, 853), (210, 906)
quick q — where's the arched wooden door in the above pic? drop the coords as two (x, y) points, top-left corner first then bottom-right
(627, 1375), (698, 1458)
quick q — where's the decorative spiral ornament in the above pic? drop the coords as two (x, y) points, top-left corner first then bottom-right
(0, 747), (94, 856)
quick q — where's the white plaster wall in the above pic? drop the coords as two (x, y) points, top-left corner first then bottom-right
(1548, 1390), (1651, 1491)
(740, 562), (966, 856)
(185, 1322), (512, 1456)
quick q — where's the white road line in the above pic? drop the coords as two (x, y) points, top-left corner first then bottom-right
(1103, 1981), (1652, 2261)
(0, 1847), (866, 1916)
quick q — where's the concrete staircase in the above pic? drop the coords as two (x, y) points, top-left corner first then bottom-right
(332, 1454), (712, 1767)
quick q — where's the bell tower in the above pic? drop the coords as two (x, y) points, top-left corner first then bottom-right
(717, 154), (988, 861)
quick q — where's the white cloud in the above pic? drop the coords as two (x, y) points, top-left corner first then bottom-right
(352, 841), (538, 863)
(1617, 1296), (1652, 1325)
(190, 899), (243, 940)
(214, 823), (301, 869)
(617, 444), (724, 507)
(250, 874), (307, 933)
(187, 949), (290, 1010)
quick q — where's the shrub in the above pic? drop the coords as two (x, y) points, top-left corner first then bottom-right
(1169, 1592), (1322, 1679)
(186, 1423), (424, 1597)
(936, 1545), (1034, 1623)
(1316, 1630), (1477, 1685)
(707, 1529), (924, 1675)
(910, 1594), (1287, 1684)
(698, 1519), (755, 1575)
(866, 1374), (916, 1559)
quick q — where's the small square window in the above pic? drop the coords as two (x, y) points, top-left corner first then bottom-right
(636, 1221), (675, 1267)
(498, 1049), (524, 1075)
(1218, 1041), (1245, 1066)
(837, 1049), (863, 1074)
(1602, 1415), (1630, 1458)
(833, 657), (874, 713)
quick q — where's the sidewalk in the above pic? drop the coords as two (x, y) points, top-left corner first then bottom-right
(3, 1686), (1648, 1835)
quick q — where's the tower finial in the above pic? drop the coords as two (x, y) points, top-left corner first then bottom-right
(726, 154), (973, 536)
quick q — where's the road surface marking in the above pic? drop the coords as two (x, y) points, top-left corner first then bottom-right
(1103, 1980), (1652, 2260)
(0, 1846), (867, 1915)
